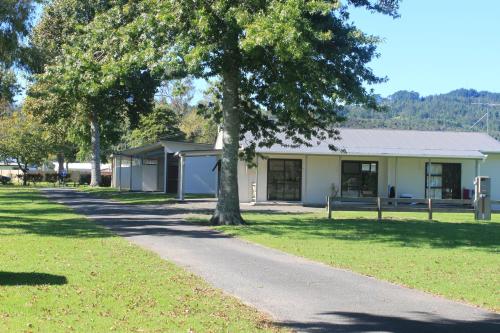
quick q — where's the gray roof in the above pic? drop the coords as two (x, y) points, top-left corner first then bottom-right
(239, 129), (500, 159)
(115, 141), (214, 158)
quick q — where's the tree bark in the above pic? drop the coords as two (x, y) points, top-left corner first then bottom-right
(17, 161), (27, 186)
(57, 152), (64, 174)
(89, 109), (101, 187)
(210, 68), (244, 225)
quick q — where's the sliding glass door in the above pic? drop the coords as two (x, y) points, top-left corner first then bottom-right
(425, 163), (461, 199)
(267, 159), (302, 201)
(341, 161), (378, 197)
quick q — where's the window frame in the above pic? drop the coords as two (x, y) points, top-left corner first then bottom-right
(341, 160), (379, 198)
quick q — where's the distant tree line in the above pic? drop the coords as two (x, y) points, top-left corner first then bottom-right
(343, 89), (500, 140)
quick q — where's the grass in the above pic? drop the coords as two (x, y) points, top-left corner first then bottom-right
(0, 187), (285, 332)
(78, 187), (214, 205)
(213, 210), (500, 312)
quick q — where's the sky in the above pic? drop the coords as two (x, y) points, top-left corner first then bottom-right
(349, 0), (500, 97)
(18, 0), (500, 103)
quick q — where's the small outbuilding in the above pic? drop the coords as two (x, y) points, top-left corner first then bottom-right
(111, 141), (218, 195)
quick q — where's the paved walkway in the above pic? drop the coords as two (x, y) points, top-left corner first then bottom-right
(43, 189), (499, 333)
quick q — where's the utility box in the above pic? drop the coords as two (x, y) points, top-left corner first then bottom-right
(474, 176), (491, 220)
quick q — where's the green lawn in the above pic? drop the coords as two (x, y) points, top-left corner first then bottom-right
(214, 210), (500, 312)
(78, 187), (214, 204)
(0, 188), (284, 332)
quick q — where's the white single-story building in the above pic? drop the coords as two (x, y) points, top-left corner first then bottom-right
(111, 140), (217, 194)
(178, 128), (500, 205)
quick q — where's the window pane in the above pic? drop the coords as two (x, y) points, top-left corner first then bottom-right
(343, 162), (359, 174)
(269, 160), (284, 171)
(342, 161), (378, 197)
(267, 159), (301, 201)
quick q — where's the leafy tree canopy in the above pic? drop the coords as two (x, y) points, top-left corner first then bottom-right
(128, 103), (185, 147)
(0, 0), (38, 104)
(0, 110), (50, 185)
(91, 0), (400, 224)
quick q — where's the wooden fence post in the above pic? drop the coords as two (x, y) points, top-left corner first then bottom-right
(377, 197), (382, 221)
(428, 198), (433, 220)
(327, 196), (332, 220)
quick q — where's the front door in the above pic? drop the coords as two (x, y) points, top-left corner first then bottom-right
(267, 159), (302, 201)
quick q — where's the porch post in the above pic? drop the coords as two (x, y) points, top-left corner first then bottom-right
(254, 155), (258, 202)
(129, 155), (133, 191)
(394, 157), (398, 206)
(338, 156), (342, 197)
(214, 159), (219, 199)
(163, 148), (168, 194)
(118, 155), (122, 191)
(178, 154), (185, 200)
(427, 159), (432, 199)
(303, 155), (308, 203)
(475, 159), (480, 178)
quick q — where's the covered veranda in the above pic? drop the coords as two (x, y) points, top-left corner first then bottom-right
(112, 141), (219, 195)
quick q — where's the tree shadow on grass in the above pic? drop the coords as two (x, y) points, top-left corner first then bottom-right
(0, 271), (67, 286)
(241, 213), (500, 251)
(0, 215), (111, 238)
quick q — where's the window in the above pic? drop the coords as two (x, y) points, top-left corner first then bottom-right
(341, 161), (378, 197)
(425, 163), (461, 199)
(267, 159), (302, 201)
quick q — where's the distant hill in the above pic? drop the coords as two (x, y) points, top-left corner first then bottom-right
(342, 89), (500, 140)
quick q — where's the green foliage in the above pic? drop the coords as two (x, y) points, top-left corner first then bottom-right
(0, 0), (38, 103)
(344, 89), (500, 140)
(26, 0), (160, 179)
(0, 68), (18, 104)
(180, 109), (219, 144)
(87, 0), (400, 150)
(128, 103), (185, 146)
(0, 0), (37, 66)
(0, 111), (50, 173)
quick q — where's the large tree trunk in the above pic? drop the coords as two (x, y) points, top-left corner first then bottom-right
(57, 152), (64, 175)
(17, 161), (28, 186)
(210, 68), (244, 225)
(89, 110), (101, 187)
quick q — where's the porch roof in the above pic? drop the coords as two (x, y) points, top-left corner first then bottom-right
(113, 141), (214, 158)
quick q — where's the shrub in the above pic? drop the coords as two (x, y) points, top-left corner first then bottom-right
(101, 175), (112, 187)
(79, 173), (91, 185)
(45, 173), (59, 183)
(26, 173), (44, 183)
(0, 176), (11, 185)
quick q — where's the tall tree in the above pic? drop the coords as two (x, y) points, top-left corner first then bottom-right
(181, 0), (399, 224)
(26, 0), (158, 186)
(90, 0), (400, 224)
(0, 111), (50, 185)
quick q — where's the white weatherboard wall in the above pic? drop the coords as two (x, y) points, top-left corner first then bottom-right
(184, 156), (217, 194)
(142, 165), (158, 191)
(389, 157), (477, 199)
(237, 154), (497, 204)
(481, 153), (500, 200)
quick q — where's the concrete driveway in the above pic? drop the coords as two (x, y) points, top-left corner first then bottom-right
(43, 189), (499, 333)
